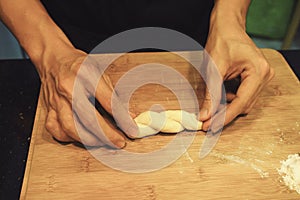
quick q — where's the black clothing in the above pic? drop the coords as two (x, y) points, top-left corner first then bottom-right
(41, 0), (214, 52)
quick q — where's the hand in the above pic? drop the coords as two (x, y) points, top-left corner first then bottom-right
(200, 18), (274, 131)
(41, 49), (137, 148)
(0, 0), (136, 146)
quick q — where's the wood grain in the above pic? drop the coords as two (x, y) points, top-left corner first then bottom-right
(20, 49), (300, 200)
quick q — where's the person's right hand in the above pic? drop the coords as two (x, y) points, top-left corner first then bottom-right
(40, 49), (138, 148)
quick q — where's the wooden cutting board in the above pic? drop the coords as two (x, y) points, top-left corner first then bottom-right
(20, 49), (300, 200)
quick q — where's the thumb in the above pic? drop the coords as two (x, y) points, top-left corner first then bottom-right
(199, 88), (212, 121)
(198, 50), (224, 123)
(199, 79), (224, 123)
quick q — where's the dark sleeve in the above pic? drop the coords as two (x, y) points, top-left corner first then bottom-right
(41, 0), (214, 52)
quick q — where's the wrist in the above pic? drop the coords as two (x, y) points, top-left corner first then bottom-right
(20, 14), (72, 71)
(12, 11), (83, 77)
(22, 16), (86, 78)
(210, 0), (251, 32)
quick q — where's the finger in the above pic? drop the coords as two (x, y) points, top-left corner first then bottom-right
(202, 117), (212, 131)
(199, 56), (224, 122)
(199, 84), (224, 122)
(201, 102), (227, 131)
(225, 69), (271, 115)
(56, 98), (102, 146)
(129, 111), (137, 118)
(226, 93), (236, 102)
(95, 75), (139, 138)
(73, 95), (126, 148)
(225, 65), (274, 121)
(210, 104), (227, 133)
(73, 114), (105, 147)
(239, 78), (263, 115)
(243, 96), (259, 114)
(77, 57), (138, 137)
(111, 93), (139, 138)
(56, 99), (81, 141)
(224, 74), (261, 126)
(94, 72), (115, 113)
(49, 79), (82, 142)
(199, 88), (212, 121)
(45, 109), (74, 142)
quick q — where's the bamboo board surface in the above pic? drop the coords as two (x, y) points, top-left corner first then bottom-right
(20, 49), (300, 199)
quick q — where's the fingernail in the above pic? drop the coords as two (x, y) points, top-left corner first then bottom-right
(202, 124), (208, 131)
(116, 139), (126, 149)
(126, 126), (139, 138)
(129, 111), (136, 118)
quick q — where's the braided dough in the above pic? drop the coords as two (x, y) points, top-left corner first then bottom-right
(133, 110), (203, 138)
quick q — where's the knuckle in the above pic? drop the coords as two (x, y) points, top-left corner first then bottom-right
(45, 112), (73, 142)
(258, 59), (271, 78)
(45, 120), (55, 132)
(61, 120), (74, 134)
(52, 111), (74, 134)
(57, 80), (70, 94)
(45, 122), (72, 142)
(54, 133), (72, 142)
(55, 77), (74, 100)
(63, 113), (74, 122)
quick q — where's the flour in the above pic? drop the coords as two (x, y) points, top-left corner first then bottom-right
(278, 154), (300, 194)
(212, 152), (269, 178)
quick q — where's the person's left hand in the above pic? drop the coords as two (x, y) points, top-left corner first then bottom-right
(200, 19), (275, 131)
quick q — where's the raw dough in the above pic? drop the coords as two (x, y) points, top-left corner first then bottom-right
(278, 154), (300, 194)
(133, 110), (203, 138)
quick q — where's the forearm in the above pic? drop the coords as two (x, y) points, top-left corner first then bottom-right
(211, 0), (251, 32)
(0, 0), (77, 77)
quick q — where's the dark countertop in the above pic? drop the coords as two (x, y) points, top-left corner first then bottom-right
(279, 50), (300, 80)
(0, 50), (299, 200)
(0, 60), (40, 200)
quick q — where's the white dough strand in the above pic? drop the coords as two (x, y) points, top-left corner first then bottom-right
(133, 110), (203, 138)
